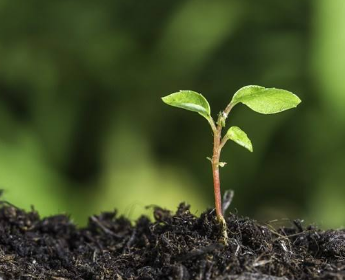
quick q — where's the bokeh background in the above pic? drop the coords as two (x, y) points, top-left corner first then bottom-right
(0, 0), (344, 227)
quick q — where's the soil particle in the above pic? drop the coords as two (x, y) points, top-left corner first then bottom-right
(0, 202), (344, 280)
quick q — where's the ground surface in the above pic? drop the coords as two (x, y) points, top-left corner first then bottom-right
(0, 202), (344, 280)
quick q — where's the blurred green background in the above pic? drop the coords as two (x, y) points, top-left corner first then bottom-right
(0, 0), (344, 227)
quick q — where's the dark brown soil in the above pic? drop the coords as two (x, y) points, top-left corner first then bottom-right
(0, 201), (344, 280)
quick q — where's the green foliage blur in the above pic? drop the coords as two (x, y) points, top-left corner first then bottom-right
(0, 0), (344, 227)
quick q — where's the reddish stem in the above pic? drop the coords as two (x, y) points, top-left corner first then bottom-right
(210, 103), (234, 221)
(212, 127), (223, 219)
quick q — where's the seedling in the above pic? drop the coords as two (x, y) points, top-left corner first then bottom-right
(162, 85), (301, 242)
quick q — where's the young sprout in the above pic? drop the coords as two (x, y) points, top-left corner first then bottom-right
(162, 85), (301, 243)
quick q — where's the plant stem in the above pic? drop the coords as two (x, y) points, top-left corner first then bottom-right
(212, 126), (228, 244)
(212, 127), (222, 219)
(211, 104), (234, 244)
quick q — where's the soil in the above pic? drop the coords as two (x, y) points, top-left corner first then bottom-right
(0, 201), (344, 280)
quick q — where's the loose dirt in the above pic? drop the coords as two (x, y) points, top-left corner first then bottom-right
(0, 202), (344, 279)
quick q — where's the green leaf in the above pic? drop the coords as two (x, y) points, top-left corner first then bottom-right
(226, 126), (253, 152)
(230, 85), (301, 114)
(162, 90), (211, 120)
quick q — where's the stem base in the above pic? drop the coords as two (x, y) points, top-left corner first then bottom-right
(217, 215), (228, 245)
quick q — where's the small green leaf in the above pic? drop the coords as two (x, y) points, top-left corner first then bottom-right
(162, 90), (211, 120)
(226, 126), (253, 152)
(230, 85), (301, 114)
